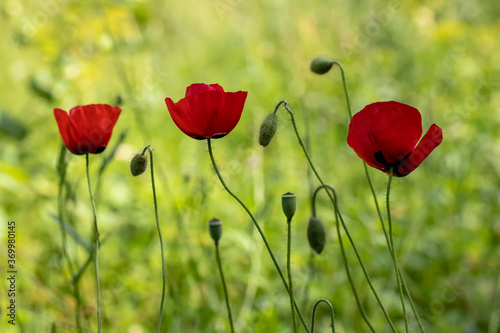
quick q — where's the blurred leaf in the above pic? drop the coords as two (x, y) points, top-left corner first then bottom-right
(0, 110), (27, 139)
(29, 77), (55, 102)
(49, 213), (92, 253)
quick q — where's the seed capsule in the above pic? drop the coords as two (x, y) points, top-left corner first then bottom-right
(209, 218), (223, 244)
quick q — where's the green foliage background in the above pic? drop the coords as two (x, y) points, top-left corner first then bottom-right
(1, 0), (499, 332)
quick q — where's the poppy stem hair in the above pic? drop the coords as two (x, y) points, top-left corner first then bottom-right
(210, 219), (235, 333)
(206, 138), (310, 332)
(387, 168), (410, 332)
(145, 145), (167, 332)
(86, 153), (102, 332)
(272, 100), (398, 331)
(310, 299), (336, 333)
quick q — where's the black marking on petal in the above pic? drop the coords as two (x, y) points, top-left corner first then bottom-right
(94, 146), (106, 154)
(374, 151), (387, 165)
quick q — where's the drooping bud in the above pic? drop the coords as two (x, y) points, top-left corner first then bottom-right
(307, 216), (326, 254)
(281, 192), (296, 221)
(259, 112), (278, 147)
(130, 153), (148, 176)
(209, 218), (223, 244)
(310, 56), (335, 75)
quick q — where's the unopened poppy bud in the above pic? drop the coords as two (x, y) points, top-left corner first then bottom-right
(282, 192), (296, 221)
(307, 216), (326, 254)
(209, 218), (223, 244)
(310, 56), (335, 75)
(130, 153), (148, 176)
(259, 112), (278, 147)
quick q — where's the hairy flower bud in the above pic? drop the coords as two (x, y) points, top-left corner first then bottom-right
(259, 112), (278, 147)
(307, 216), (326, 254)
(209, 218), (223, 244)
(282, 192), (296, 221)
(310, 56), (335, 75)
(130, 153), (148, 176)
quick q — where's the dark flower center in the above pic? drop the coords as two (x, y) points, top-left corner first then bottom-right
(374, 150), (412, 177)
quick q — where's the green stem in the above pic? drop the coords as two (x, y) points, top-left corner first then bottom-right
(86, 153), (101, 332)
(207, 139), (309, 332)
(331, 58), (425, 332)
(56, 144), (82, 333)
(143, 146), (167, 332)
(310, 299), (336, 333)
(301, 252), (315, 311)
(367, 164), (425, 332)
(287, 218), (297, 332)
(314, 184), (375, 332)
(387, 168), (408, 331)
(488, 258), (500, 333)
(215, 242), (235, 333)
(331, 60), (352, 119)
(280, 100), (398, 332)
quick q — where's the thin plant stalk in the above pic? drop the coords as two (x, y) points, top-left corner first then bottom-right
(332, 59), (425, 332)
(86, 153), (101, 332)
(215, 242), (235, 333)
(278, 100), (397, 332)
(142, 146), (167, 332)
(488, 259), (500, 333)
(313, 184), (375, 332)
(330, 60), (353, 119)
(300, 252), (315, 310)
(287, 218), (297, 332)
(206, 138), (310, 333)
(310, 299), (336, 333)
(387, 168), (409, 331)
(56, 143), (82, 333)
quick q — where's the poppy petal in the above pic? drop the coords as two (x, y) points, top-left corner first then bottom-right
(54, 108), (81, 155)
(68, 104), (121, 154)
(166, 84), (247, 139)
(396, 124), (443, 176)
(54, 104), (121, 155)
(369, 101), (422, 166)
(185, 83), (224, 97)
(165, 97), (199, 138)
(207, 91), (247, 138)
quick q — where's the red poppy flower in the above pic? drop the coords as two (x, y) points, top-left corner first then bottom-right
(54, 104), (122, 155)
(165, 83), (248, 139)
(347, 101), (443, 177)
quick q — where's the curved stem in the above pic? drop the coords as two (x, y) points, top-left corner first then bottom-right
(143, 146), (167, 332)
(215, 243), (235, 333)
(331, 60), (352, 119)
(280, 101), (398, 332)
(287, 218), (297, 332)
(86, 153), (101, 332)
(207, 139), (309, 332)
(387, 168), (409, 332)
(310, 298), (336, 333)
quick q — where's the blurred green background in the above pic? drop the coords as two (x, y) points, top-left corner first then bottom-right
(1, 0), (499, 332)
